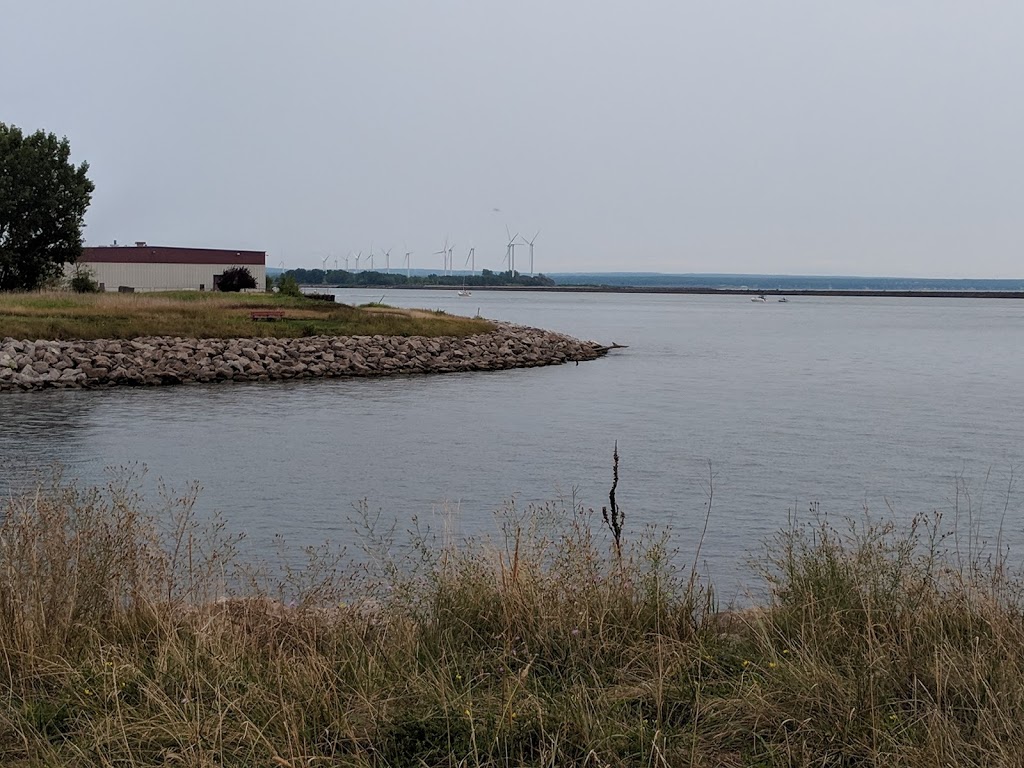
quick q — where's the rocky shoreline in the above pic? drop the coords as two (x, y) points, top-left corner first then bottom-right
(0, 323), (611, 391)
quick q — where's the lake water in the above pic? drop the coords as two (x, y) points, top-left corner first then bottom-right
(2, 290), (1023, 601)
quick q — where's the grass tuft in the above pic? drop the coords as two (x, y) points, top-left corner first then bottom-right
(1, 474), (1023, 766)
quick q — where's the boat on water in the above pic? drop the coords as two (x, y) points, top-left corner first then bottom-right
(778, 297), (788, 303)
(751, 295), (767, 302)
(457, 286), (472, 297)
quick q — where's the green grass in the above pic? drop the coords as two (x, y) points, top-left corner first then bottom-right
(0, 291), (494, 340)
(1, 473), (1023, 766)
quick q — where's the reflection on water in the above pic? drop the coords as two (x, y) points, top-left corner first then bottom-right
(2, 291), (1023, 600)
(0, 390), (97, 495)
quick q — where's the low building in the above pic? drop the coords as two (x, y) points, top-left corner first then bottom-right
(70, 243), (266, 292)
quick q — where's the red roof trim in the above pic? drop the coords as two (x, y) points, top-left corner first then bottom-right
(82, 246), (265, 266)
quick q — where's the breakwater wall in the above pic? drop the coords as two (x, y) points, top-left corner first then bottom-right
(0, 324), (609, 391)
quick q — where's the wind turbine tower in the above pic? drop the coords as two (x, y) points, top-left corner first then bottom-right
(520, 230), (541, 275)
(434, 238), (448, 274)
(505, 227), (519, 275)
(465, 247), (475, 273)
(404, 251), (413, 279)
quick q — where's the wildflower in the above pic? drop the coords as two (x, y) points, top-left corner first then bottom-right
(782, 649), (790, 655)
(768, 661), (777, 669)
(464, 709), (471, 716)
(889, 714), (898, 721)
(455, 674), (462, 681)
(83, 688), (93, 696)
(742, 660), (751, 667)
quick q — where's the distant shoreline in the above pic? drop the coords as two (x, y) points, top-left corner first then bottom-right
(321, 284), (1024, 299)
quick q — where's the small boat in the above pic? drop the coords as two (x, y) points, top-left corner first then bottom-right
(778, 297), (788, 303)
(751, 295), (766, 302)
(457, 287), (472, 297)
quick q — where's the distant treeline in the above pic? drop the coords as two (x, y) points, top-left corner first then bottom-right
(283, 268), (555, 288)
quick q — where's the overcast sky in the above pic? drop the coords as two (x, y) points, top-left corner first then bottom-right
(4, 2), (1022, 277)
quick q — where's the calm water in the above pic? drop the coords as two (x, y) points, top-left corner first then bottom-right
(3, 290), (1023, 600)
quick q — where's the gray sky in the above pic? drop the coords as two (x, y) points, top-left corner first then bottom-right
(4, 2), (1022, 277)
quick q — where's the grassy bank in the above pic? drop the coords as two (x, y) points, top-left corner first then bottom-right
(2, 476), (1023, 766)
(0, 291), (493, 340)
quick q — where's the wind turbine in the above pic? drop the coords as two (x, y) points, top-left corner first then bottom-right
(344, 252), (351, 271)
(520, 230), (540, 275)
(382, 247), (392, 273)
(464, 247), (475, 273)
(404, 251), (413, 278)
(368, 246), (375, 271)
(505, 226), (520, 275)
(321, 255), (330, 273)
(434, 237), (449, 274)
(354, 251), (362, 271)
(447, 244), (456, 276)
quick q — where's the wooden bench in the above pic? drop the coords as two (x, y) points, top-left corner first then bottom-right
(250, 309), (286, 321)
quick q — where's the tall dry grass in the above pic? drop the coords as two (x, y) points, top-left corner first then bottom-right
(0, 291), (493, 339)
(2, 471), (1024, 766)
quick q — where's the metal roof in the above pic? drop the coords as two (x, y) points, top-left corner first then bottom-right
(81, 246), (265, 266)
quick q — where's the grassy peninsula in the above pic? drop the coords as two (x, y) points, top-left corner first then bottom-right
(0, 291), (494, 340)
(2, 474), (1023, 767)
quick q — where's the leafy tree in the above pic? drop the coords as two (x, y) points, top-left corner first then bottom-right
(276, 273), (302, 297)
(217, 266), (258, 292)
(68, 264), (100, 293)
(0, 123), (94, 291)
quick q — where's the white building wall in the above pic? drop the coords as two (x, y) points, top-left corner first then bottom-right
(66, 262), (266, 292)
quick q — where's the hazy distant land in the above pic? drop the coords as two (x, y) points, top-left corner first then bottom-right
(277, 268), (1024, 297)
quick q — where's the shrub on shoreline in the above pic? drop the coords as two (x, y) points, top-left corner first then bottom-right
(1, 474), (1022, 766)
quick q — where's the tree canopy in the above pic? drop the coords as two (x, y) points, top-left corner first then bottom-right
(0, 123), (94, 291)
(217, 266), (257, 292)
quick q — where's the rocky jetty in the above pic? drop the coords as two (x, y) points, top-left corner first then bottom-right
(0, 323), (610, 391)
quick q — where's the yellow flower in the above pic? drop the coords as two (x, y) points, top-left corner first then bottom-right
(741, 660), (751, 667)
(889, 714), (898, 721)
(768, 661), (777, 669)
(455, 674), (462, 680)
(464, 709), (471, 716)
